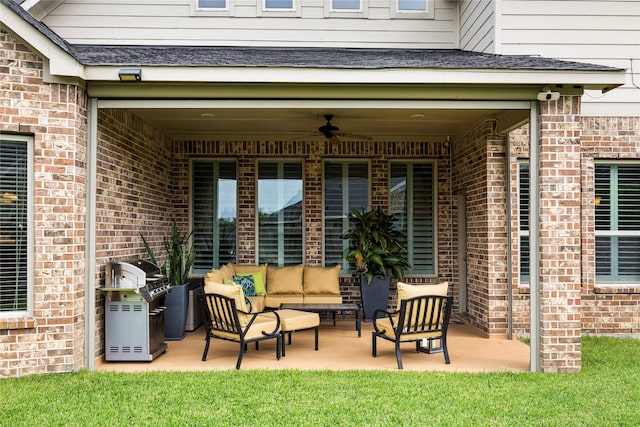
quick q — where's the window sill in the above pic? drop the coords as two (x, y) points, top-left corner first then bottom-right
(594, 284), (640, 294)
(0, 315), (36, 330)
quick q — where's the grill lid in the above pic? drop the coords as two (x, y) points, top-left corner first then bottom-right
(107, 259), (163, 289)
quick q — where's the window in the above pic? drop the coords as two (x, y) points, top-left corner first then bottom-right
(258, 161), (303, 266)
(324, 0), (368, 17)
(192, 160), (237, 273)
(392, 0), (434, 18)
(390, 162), (436, 275)
(198, 0), (226, 8)
(1, 135), (31, 314)
(324, 161), (369, 269)
(264, 0), (293, 9)
(595, 163), (640, 282)
(519, 162), (530, 283)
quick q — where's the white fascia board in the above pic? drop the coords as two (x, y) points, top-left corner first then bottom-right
(97, 99), (531, 110)
(85, 66), (626, 91)
(0, 2), (84, 78)
(21, 0), (64, 20)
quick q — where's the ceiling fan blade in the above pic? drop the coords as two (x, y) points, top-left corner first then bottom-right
(338, 132), (373, 141)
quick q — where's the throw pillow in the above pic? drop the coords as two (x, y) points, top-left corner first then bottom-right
(233, 275), (256, 297)
(235, 271), (266, 295)
(266, 265), (304, 294)
(303, 265), (341, 295)
(223, 278), (235, 285)
(232, 264), (268, 290)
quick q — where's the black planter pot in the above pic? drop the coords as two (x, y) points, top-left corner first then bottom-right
(163, 282), (196, 341)
(360, 275), (390, 322)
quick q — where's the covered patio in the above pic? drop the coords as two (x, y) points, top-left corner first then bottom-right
(95, 319), (530, 373)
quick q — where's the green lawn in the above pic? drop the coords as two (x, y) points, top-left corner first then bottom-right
(1, 336), (638, 426)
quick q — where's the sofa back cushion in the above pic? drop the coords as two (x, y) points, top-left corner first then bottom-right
(396, 281), (449, 327)
(303, 265), (341, 295)
(266, 264), (304, 294)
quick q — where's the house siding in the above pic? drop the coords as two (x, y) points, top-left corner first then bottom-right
(498, 0), (640, 116)
(459, 0), (495, 53)
(0, 30), (87, 377)
(39, 0), (459, 48)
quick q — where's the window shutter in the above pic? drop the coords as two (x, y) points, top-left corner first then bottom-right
(258, 161), (303, 266)
(0, 139), (28, 312)
(519, 163), (530, 281)
(192, 160), (237, 272)
(324, 162), (369, 268)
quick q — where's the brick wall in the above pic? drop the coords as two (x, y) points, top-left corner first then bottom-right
(93, 108), (174, 359)
(172, 139), (453, 309)
(510, 116), (640, 340)
(452, 120), (509, 335)
(0, 30), (87, 377)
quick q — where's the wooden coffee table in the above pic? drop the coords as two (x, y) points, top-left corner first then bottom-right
(279, 303), (361, 337)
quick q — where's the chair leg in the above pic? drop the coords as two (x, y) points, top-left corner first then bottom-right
(395, 341), (404, 369)
(276, 335), (282, 360)
(442, 336), (450, 364)
(201, 334), (210, 362)
(314, 326), (319, 351)
(281, 332), (286, 357)
(371, 332), (377, 357)
(236, 343), (245, 370)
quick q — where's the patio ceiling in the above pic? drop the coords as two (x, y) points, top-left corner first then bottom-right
(117, 105), (530, 141)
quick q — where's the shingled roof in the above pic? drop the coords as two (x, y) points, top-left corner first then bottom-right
(2, 0), (622, 72)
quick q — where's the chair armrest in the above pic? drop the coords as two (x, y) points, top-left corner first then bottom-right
(372, 309), (399, 333)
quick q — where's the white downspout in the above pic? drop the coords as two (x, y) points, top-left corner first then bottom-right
(84, 97), (98, 370)
(529, 101), (541, 372)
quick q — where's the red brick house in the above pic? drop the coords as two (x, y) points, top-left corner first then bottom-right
(1, 0), (638, 377)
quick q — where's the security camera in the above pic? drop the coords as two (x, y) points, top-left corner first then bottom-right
(537, 90), (561, 101)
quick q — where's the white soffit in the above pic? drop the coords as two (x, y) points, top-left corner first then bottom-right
(21, 0), (64, 20)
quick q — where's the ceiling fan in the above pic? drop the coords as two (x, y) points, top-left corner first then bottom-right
(317, 115), (373, 143)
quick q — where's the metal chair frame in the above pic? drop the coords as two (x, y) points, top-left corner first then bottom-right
(372, 295), (453, 369)
(198, 292), (282, 369)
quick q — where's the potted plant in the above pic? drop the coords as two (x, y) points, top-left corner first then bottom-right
(342, 208), (411, 321)
(142, 219), (196, 340)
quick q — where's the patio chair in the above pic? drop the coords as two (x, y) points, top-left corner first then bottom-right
(372, 295), (453, 369)
(198, 291), (282, 369)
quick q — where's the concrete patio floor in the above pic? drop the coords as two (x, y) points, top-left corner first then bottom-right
(96, 317), (531, 373)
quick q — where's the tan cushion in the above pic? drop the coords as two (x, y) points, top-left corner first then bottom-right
(266, 265), (304, 294)
(276, 309), (320, 332)
(213, 312), (280, 340)
(204, 269), (224, 284)
(203, 281), (249, 325)
(246, 295), (266, 313)
(303, 265), (341, 295)
(397, 281), (448, 309)
(396, 281), (449, 328)
(303, 294), (343, 304)
(374, 317), (442, 341)
(233, 264), (268, 293)
(218, 263), (236, 281)
(265, 294), (304, 308)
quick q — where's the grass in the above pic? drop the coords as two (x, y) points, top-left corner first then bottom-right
(1, 336), (638, 426)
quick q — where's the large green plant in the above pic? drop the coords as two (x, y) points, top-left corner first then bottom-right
(141, 220), (196, 286)
(341, 208), (411, 284)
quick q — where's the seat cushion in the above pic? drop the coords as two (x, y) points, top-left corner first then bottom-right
(247, 295), (266, 313)
(276, 309), (320, 332)
(214, 312), (280, 341)
(265, 293), (304, 308)
(303, 265), (341, 295)
(374, 316), (443, 341)
(302, 294), (343, 304)
(267, 265), (304, 294)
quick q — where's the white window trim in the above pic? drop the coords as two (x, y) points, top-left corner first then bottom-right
(324, 0), (369, 18)
(391, 0), (434, 19)
(191, 0), (235, 16)
(258, 0), (301, 17)
(0, 134), (33, 319)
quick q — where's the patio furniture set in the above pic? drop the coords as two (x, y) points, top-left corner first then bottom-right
(198, 263), (453, 369)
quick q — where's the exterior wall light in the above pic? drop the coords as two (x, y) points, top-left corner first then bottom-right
(118, 69), (142, 81)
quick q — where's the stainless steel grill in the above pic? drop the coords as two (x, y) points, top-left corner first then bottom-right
(101, 259), (170, 362)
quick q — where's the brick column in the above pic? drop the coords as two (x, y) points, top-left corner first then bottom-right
(537, 96), (582, 372)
